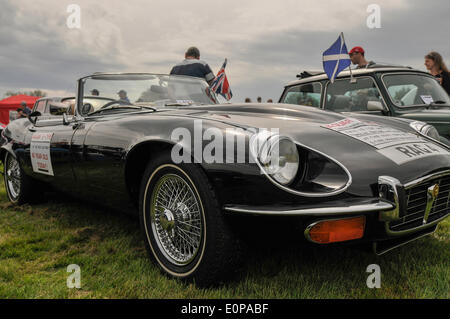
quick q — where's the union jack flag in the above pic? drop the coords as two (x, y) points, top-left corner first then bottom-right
(210, 59), (232, 101)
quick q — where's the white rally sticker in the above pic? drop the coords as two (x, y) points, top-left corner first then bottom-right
(30, 132), (54, 176)
(377, 142), (449, 165)
(323, 118), (423, 149)
(420, 95), (434, 105)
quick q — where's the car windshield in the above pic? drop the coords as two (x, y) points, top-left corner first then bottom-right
(382, 73), (450, 107)
(79, 74), (218, 115)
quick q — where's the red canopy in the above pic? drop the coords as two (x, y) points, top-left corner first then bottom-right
(0, 95), (40, 125)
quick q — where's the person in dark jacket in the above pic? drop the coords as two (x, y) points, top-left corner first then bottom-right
(20, 101), (31, 115)
(16, 108), (26, 119)
(425, 51), (450, 96)
(170, 47), (215, 85)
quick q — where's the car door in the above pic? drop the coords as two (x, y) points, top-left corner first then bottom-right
(25, 116), (78, 192)
(70, 115), (134, 213)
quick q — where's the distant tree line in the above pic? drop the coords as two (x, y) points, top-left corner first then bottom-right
(4, 90), (47, 98)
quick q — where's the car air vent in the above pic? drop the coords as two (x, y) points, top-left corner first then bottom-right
(389, 175), (450, 231)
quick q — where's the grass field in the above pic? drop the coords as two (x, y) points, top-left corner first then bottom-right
(0, 181), (448, 299)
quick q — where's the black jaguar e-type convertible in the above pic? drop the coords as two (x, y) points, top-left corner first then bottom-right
(2, 73), (449, 285)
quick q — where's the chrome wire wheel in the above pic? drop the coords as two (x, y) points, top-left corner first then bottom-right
(5, 154), (21, 201)
(150, 173), (203, 266)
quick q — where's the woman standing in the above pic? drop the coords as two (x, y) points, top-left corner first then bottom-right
(425, 51), (450, 96)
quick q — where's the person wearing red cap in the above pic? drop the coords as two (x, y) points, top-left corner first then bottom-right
(349, 46), (374, 69)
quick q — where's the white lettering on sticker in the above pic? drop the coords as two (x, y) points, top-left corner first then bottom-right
(323, 118), (423, 149)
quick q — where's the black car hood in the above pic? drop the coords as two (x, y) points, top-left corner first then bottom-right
(177, 103), (345, 125)
(166, 103), (450, 189)
(170, 103), (411, 136)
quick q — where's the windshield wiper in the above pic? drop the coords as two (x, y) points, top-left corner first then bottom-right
(164, 102), (193, 107)
(164, 102), (213, 107)
(88, 105), (143, 116)
(140, 106), (158, 111)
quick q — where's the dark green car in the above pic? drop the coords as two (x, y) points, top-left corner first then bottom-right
(279, 66), (450, 144)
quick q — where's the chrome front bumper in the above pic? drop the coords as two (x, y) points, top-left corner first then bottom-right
(223, 197), (394, 216)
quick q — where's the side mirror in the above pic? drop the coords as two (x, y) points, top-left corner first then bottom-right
(27, 111), (41, 125)
(367, 100), (384, 112)
(81, 103), (93, 115)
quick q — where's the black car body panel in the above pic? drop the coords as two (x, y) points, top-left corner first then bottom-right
(2, 73), (449, 265)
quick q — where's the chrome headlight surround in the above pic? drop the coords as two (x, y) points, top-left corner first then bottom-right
(409, 121), (440, 141)
(250, 132), (352, 197)
(250, 132), (299, 186)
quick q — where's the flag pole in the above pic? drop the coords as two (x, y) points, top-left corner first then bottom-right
(341, 32), (356, 83)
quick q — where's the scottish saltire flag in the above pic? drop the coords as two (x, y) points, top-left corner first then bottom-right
(210, 59), (233, 100)
(322, 33), (351, 83)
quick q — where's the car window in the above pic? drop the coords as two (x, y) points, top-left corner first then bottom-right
(281, 83), (321, 107)
(324, 77), (384, 112)
(61, 98), (76, 115)
(35, 100), (47, 113)
(382, 73), (450, 107)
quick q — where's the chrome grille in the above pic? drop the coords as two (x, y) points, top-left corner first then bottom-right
(389, 175), (450, 231)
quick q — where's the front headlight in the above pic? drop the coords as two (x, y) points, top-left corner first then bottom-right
(409, 121), (440, 140)
(251, 132), (299, 185)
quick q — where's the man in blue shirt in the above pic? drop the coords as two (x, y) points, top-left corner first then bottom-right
(170, 47), (215, 84)
(20, 101), (31, 115)
(117, 90), (131, 104)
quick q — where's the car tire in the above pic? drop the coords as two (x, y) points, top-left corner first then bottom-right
(139, 152), (243, 286)
(3, 152), (38, 205)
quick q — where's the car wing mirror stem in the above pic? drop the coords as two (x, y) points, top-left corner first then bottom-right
(63, 113), (70, 125)
(27, 115), (36, 125)
(27, 111), (41, 125)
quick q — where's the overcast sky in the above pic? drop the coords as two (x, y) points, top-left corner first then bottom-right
(0, 0), (449, 102)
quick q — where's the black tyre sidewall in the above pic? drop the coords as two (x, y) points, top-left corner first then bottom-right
(4, 152), (40, 205)
(142, 163), (207, 277)
(4, 153), (21, 204)
(139, 153), (238, 285)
